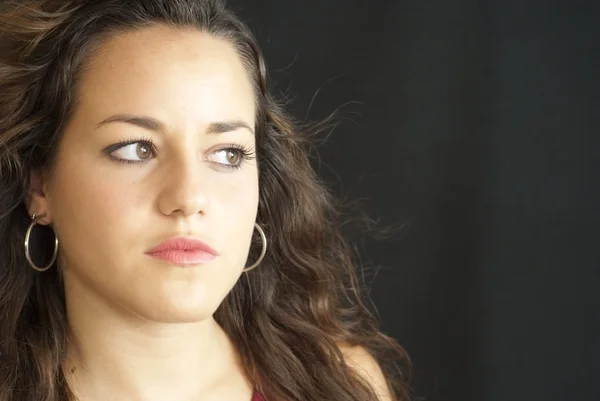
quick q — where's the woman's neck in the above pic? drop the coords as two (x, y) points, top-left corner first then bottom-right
(63, 279), (240, 401)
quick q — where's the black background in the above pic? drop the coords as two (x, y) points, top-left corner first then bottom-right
(230, 1), (600, 400)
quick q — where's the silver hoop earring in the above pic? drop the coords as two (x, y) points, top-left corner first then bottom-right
(24, 212), (58, 272)
(242, 223), (267, 273)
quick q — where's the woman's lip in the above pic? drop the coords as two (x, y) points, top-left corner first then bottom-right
(146, 236), (219, 255)
(146, 249), (217, 265)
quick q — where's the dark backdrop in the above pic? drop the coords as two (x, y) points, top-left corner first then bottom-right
(229, 1), (600, 400)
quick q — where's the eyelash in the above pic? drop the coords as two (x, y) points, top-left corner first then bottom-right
(105, 136), (255, 170)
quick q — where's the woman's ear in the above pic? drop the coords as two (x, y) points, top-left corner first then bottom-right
(25, 169), (53, 225)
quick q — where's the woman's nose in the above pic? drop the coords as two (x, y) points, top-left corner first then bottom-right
(156, 155), (211, 218)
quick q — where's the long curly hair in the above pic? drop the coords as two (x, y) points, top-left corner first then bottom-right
(0, 1), (412, 400)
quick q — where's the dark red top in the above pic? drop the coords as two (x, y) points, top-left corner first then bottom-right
(252, 391), (265, 401)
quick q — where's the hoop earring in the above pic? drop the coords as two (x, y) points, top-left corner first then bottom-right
(242, 223), (267, 273)
(24, 212), (58, 272)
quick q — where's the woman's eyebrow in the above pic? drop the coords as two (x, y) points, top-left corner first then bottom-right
(206, 120), (254, 135)
(95, 113), (254, 135)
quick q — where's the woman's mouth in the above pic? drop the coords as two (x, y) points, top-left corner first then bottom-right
(145, 236), (219, 265)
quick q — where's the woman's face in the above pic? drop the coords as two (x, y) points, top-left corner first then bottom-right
(33, 26), (259, 323)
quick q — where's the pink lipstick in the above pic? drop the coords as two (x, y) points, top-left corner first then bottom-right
(145, 237), (218, 265)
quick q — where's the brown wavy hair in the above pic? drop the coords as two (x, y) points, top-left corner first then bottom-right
(0, 1), (412, 400)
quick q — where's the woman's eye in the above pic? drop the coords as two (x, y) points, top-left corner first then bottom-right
(111, 141), (155, 162)
(208, 148), (247, 168)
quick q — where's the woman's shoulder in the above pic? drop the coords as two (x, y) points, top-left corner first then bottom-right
(251, 344), (391, 401)
(338, 343), (393, 401)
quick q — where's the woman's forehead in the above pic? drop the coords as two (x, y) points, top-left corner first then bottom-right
(73, 26), (256, 131)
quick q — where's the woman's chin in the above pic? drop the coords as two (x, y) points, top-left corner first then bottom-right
(125, 289), (223, 324)
(132, 303), (219, 324)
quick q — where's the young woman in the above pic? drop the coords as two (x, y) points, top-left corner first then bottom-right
(0, 1), (411, 400)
